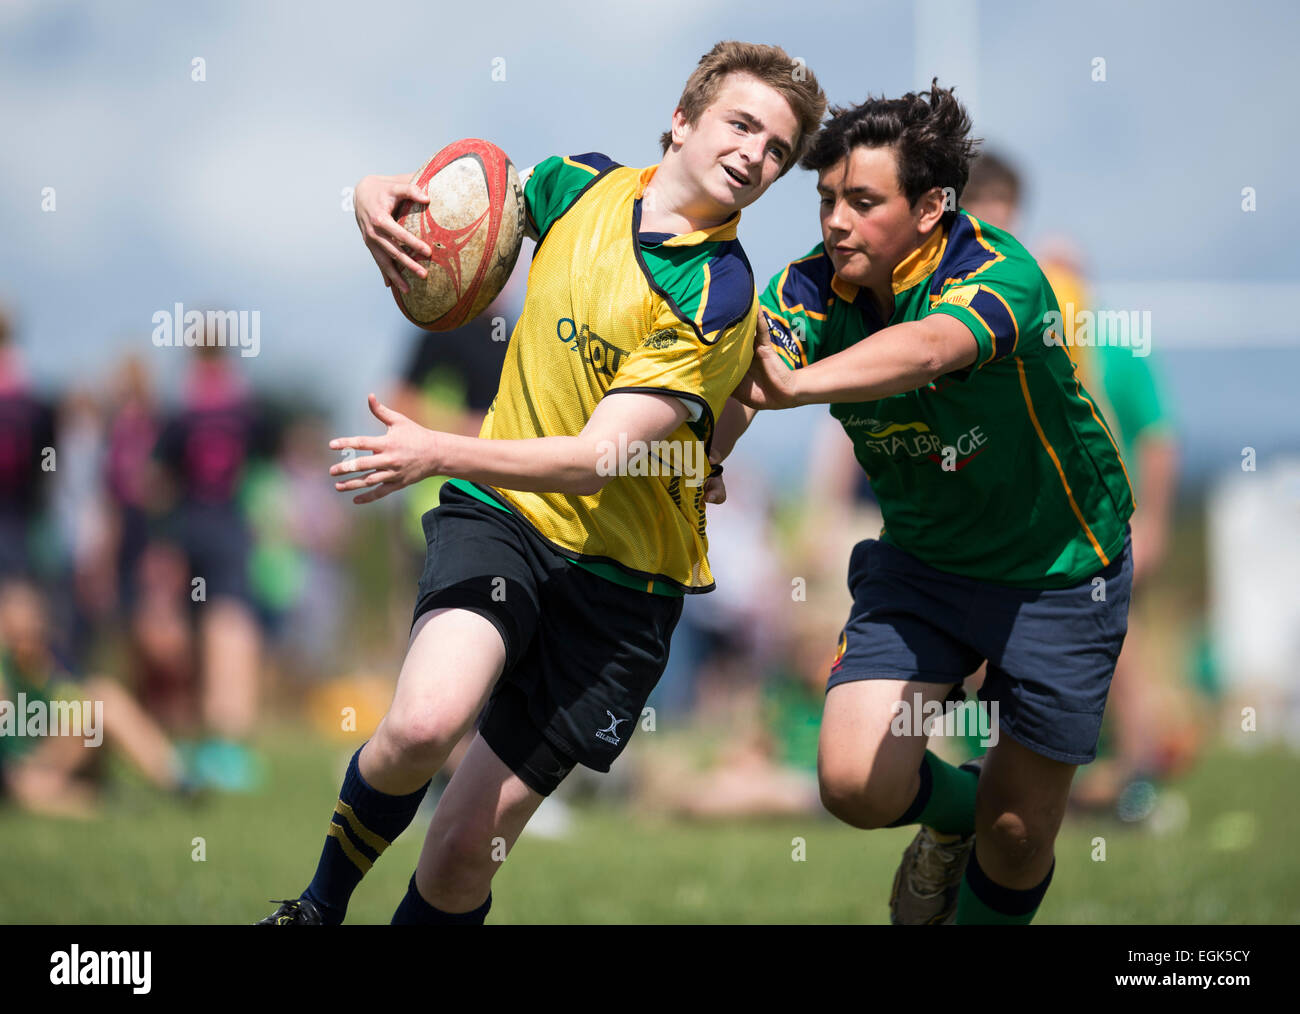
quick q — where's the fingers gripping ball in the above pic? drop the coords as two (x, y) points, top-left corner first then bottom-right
(392, 139), (525, 331)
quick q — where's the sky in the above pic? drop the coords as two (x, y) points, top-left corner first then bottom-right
(2, 0), (1297, 491)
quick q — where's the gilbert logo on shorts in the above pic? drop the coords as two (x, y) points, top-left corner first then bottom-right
(595, 711), (627, 746)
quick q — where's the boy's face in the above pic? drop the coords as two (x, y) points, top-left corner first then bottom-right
(817, 144), (941, 287)
(671, 72), (799, 214)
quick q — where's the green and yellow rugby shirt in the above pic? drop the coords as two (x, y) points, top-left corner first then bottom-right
(1043, 260), (1175, 493)
(449, 153), (758, 595)
(760, 211), (1135, 588)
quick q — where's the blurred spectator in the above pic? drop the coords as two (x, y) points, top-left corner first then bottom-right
(1207, 459), (1300, 748)
(964, 152), (1193, 816)
(150, 339), (271, 791)
(0, 305), (57, 583)
(51, 388), (116, 668)
(390, 293), (512, 546)
(650, 462), (786, 722)
(104, 356), (162, 620)
(0, 579), (195, 818)
(100, 356), (199, 730)
(243, 412), (349, 678)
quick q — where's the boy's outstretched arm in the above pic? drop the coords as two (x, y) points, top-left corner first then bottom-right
(733, 312), (978, 409)
(329, 391), (690, 504)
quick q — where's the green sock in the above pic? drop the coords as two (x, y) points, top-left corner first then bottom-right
(955, 848), (1053, 925)
(915, 752), (978, 835)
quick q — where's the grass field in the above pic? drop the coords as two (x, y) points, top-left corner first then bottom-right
(2, 725), (1297, 924)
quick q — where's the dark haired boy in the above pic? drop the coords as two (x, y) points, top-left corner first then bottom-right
(724, 82), (1134, 925)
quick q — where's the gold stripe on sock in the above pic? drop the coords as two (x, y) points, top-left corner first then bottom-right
(327, 822), (373, 874)
(334, 801), (392, 855)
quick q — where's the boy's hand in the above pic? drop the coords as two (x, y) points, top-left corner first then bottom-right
(329, 394), (441, 504)
(354, 174), (434, 292)
(703, 453), (726, 505)
(733, 311), (799, 410)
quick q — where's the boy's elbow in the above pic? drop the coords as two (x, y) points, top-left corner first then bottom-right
(920, 351), (947, 382)
(919, 330), (956, 380)
(564, 438), (616, 496)
(568, 469), (609, 497)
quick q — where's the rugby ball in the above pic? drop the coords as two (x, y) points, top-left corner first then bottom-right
(392, 138), (525, 331)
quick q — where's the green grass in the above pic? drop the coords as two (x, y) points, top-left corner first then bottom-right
(2, 726), (1297, 924)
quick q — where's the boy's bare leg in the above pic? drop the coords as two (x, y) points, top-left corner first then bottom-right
(410, 734), (546, 916)
(973, 735), (1075, 890)
(818, 679), (952, 828)
(822, 679), (986, 925)
(5, 736), (100, 819)
(269, 606), (507, 924)
(86, 675), (184, 789)
(359, 608), (506, 795)
(199, 598), (261, 739)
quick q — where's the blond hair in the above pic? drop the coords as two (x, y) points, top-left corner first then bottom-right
(659, 41), (826, 176)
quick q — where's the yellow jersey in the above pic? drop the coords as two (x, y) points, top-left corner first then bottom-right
(452, 152), (757, 593)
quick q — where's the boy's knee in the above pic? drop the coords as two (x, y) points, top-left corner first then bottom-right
(818, 766), (914, 830)
(426, 824), (502, 898)
(373, 711), (459, 771)
(982, 810), (1056, 867)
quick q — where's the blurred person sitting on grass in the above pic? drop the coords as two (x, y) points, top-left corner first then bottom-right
(0, 579), (197, 818)
(635, 615), (829, 820)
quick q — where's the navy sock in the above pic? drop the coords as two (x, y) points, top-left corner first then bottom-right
(391, 872), (492, 925)
(955, 847), (1056, 925)
(301, 746), (430, 925)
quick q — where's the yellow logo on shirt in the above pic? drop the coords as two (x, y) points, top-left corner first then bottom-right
(940, 284), (979, 309)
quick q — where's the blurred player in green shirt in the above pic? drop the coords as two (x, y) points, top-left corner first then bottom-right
(963, 152), (1189, 818)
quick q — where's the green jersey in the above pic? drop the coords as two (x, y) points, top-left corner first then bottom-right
(1042, 260), (1175, 494)
(760, 211), (1134, 588)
